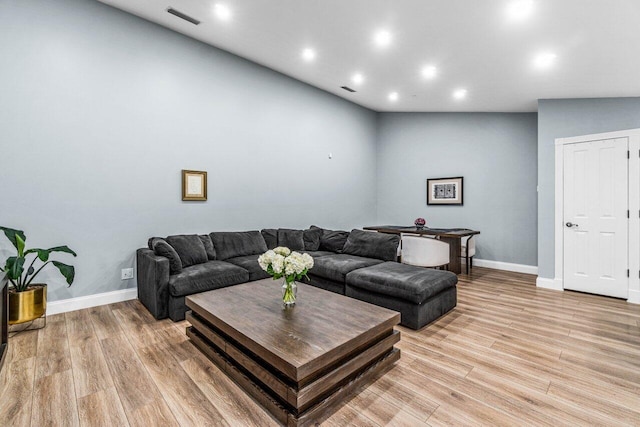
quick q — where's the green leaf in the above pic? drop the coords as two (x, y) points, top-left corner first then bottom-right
(52, 261), (75, 286)
(47, 246), (77, 257)
(16, 234), (25, 257)
(25, 246), (77, 263)
(25, 248), (50, 262)
(4, 256), (25, 281)
(0, 227), (26, 251)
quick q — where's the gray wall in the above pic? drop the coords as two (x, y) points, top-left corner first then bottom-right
(376, 113), (538, 266)
(537, 97), (640, 279)
(0, 0), (378, 302)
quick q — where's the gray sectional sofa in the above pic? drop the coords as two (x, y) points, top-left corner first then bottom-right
(136, 226), (458, 329)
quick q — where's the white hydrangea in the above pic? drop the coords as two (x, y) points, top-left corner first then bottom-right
(258, 250), (275, 270)
(272, 254), (285, 274)
(273, 246), (291, 256)
(301, 252), (314, 269)
(258, 247), (314, 279)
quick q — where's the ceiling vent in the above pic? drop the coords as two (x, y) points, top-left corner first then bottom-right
(167, 8), (201, 25)
(341, 86), (356, 93)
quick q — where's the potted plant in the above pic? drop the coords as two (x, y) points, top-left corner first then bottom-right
(0, 227), (76, 325)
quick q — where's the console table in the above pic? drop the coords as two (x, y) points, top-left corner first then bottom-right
(363, 225), (480, 274)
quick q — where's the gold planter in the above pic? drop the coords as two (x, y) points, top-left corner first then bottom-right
(9, 284), (47, 325)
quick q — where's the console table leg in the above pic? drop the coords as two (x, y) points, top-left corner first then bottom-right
(441, 237), (461, 274)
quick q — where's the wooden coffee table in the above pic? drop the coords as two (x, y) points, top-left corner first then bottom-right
(185, 279), (401, 426)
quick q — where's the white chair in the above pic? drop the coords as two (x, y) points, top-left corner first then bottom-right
(400, 234), (450, 269)
(461, 236), (476, 274)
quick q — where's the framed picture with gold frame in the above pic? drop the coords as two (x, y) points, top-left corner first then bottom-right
(182, 170), (207, 201)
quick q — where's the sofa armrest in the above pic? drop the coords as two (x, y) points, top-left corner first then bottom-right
(136, 248), (170, 320)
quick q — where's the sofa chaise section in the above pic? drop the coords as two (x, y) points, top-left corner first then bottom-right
(345, 261), (457, 329)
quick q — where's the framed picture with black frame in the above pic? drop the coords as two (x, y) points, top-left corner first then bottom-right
(427, 177), (463, 205)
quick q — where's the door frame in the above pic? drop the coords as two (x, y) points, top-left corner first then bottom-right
(553, 128), (640, 303)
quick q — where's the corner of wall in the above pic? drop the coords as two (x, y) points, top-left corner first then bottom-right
(535, 276), (563, 291)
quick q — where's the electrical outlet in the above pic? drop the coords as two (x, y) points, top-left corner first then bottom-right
(121, 268), (134, 280)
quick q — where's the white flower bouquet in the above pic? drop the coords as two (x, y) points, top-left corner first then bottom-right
(258, 247), (314, 306)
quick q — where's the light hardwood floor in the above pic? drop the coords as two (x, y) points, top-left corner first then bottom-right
(1, 267), (640, 426)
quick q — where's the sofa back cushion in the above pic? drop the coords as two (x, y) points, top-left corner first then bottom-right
(311, 225), (350, 253)
(303, 227), (322, 251)
(199, 235), (216, 260)
(261, 229), (278, 249)
(210, 231), (268, 260)
(166, 235), (209, 268)
(152, 239), (182, 274)
(148, 237), (164, 250)
(277, 229), (305, 251)
(342, 229), (400, 261)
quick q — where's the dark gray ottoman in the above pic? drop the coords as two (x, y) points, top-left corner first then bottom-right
(345, 262), (457, 330)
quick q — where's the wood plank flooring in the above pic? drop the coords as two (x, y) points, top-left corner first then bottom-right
(1, 267), (640, 426)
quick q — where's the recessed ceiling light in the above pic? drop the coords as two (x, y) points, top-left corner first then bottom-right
(302, 48), (316, 62)
(533, 52), (556, 69)
(421, 65), (437, 79)
(213, 3), (231, 21)
(374, 30), (392, 47)
(351, 73), (364, 85)
(506, 0), (534, 21)
(453, 89), (467, 100)
(388, 92), (399, 102)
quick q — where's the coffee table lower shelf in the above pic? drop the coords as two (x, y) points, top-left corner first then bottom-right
(186, 318), (400, 426)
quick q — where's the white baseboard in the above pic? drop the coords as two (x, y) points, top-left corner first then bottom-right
(628, 289), (640, 304)
(473, 259), (538, 275)
(47, 288), (138, 316)
(536, 277), (564, 291)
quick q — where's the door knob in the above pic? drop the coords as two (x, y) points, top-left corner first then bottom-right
(565, 222), (578, 228)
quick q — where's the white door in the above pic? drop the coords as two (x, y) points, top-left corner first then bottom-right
(563, 138), (629, 298)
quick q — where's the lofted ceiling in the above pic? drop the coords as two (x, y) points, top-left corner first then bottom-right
(98, 0), (640, 112)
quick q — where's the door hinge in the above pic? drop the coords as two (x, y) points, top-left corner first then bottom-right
(628, 210), (630, 218)
(627, 269), (629, 277)
(628, 150), (630, 159)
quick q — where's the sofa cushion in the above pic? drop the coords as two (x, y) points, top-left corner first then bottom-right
(342, 229), (400, 262)
(311, 254), (383, 283)
(277, 229), (305, 251)
(166, 235), (208, 268)
(303, 228), (322, 251)
(261, 229), (278, 249)
(210, 231), (268, 261)
(152, 239), (182, 274)
(305, 274), (345, 295)
(346, 262), (457, 304)
(148, 237), (164, 250)
(169, 261), (249, 297)
(226, 254), (271, 281)
(303, 250), (335, 258)
(311, 226), (350, 253)
(199, 235), (216, 260)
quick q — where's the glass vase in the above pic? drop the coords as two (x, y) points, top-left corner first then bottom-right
(282, 280), (297, 307)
